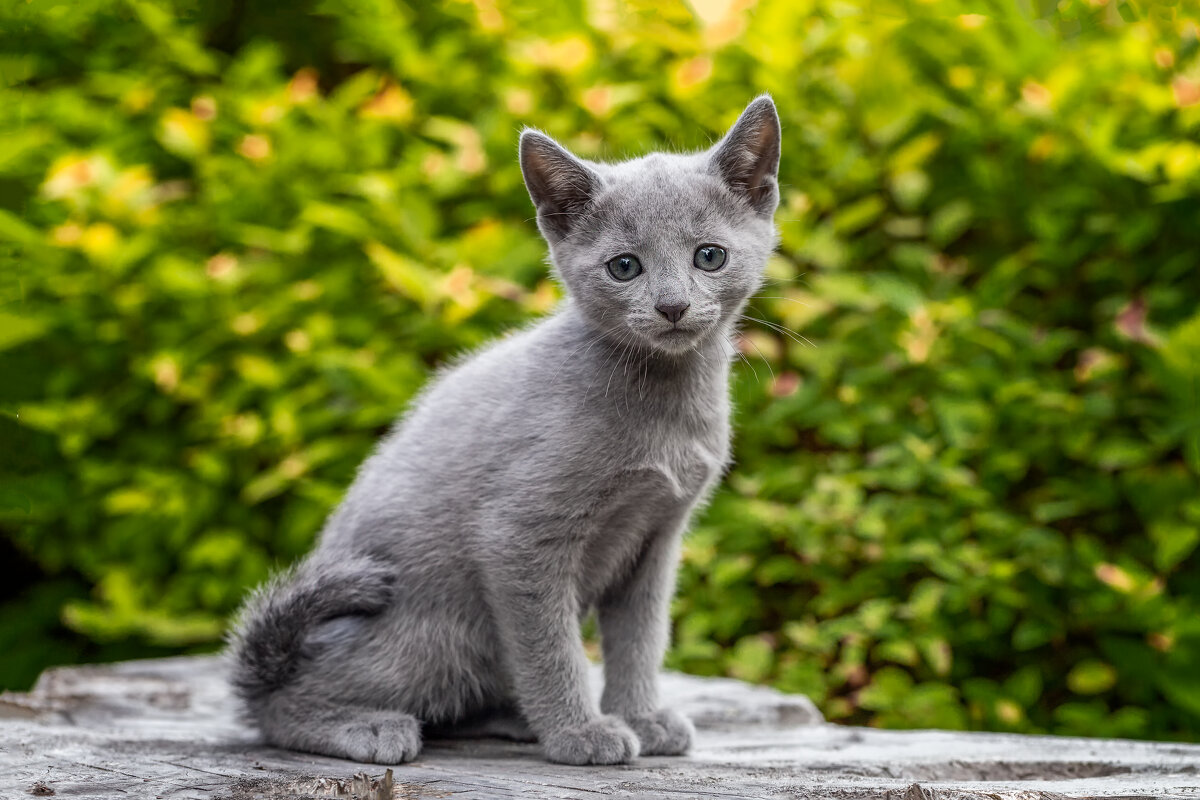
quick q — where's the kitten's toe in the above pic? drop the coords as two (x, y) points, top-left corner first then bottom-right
(542, 715), (639, 765)
(626, 709), (694, 756)
(334, 711), (422, 764)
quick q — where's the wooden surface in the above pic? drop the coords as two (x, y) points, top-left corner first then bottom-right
(1, 655), (1198, 799)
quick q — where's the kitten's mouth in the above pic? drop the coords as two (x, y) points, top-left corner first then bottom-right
(656, 325), (700, 338)
(647, 324), (710, 352)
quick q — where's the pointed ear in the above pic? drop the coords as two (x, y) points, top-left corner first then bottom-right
(519, 129), (602, 241)
(708, 95), (781, 216)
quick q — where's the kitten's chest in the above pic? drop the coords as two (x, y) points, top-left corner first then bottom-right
(572, 422), (727, 608)
(544, 348), (733, 601)
(633, 379), (730, 484)
(626, 422), (728, 501)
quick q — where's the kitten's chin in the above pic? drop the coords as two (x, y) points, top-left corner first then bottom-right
(643, 326), (711, 355)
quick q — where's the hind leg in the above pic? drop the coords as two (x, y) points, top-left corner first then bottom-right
(249, 610), (504, 762)
(258, 692), (423, 764)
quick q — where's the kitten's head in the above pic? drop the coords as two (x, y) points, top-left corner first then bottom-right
(519, 96), (781, 355)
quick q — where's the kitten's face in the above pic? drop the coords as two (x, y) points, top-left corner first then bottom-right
(520, 97), (781, 355)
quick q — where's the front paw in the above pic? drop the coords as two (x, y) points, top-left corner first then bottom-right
(625, 709), (694, 756)
(542, 715), (640, 765)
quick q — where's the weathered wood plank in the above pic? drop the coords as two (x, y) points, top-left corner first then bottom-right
(1, 656), (1197, 799)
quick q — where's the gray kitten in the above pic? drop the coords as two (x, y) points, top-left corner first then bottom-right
(228, 96), (781, 766)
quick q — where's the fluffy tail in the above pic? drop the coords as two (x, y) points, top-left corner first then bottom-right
(227, 555), (395, 713)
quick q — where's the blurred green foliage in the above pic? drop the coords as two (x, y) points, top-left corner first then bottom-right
(2, 0), (1199, 741)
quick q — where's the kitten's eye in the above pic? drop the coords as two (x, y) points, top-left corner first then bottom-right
(693, 245), (727, 272)
(606, 254), (643, 282)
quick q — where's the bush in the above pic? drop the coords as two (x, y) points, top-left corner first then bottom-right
(2, 0), (1198, 740)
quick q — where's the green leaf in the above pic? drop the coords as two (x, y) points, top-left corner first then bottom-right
(1148, 520), (1200, 572)
(0, 311), (49, 351)
(929, 200), (972, 246)
(1067, 661), (1117, 695)
(0, 209), (44, 247)
(833, 195), (886, 235)
(728, 636), (775, 683)
(365, 240), (439, 308)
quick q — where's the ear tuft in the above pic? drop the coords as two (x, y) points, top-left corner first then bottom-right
(519, 129), (601, 241)
(708, 95), (781, 216)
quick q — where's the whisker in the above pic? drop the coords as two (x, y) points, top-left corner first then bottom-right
(735, 350), (760, 385)
(755, 316), (817, 349)
(738, 334), (775, 383)
(584, 332), (627, 402)
(550, 309), (616, 383)
(750, 295), (814, 308)
(638, 346), (651, 401)
(605, 330), (635, 406)
(739, 314), (817, 349)
(759, 274), (812, 286)
(551, 332), (603, 383)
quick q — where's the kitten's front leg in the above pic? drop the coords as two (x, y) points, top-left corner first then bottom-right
(597, 526), (695, 756)
(484, 527), (639, 765)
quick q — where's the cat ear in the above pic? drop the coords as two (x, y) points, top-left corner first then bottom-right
(519, 129), (602, 241)
(708, 95), (781, 216)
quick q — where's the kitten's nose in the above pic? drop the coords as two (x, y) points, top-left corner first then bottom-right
(655, 301), (689, 324)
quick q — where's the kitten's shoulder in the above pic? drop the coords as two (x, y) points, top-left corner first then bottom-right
(435, 305), (577, 380)
(397, 306), (578, 422)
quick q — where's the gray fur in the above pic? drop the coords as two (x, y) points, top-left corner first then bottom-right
(227, 96), (781, 766)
